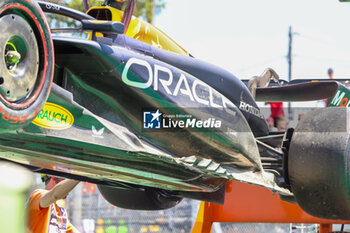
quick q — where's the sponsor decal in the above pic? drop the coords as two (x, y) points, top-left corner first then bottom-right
(143, 109), (221, 130)
(92, 126), (105, 138)
(239, 101), (265, 119)
(122, 58), (235, 109)
(0, 106), (37, 124)
(122, 58), (264, 119)
(45, 2), (60, 11)
(330, 89), (350, 107)
(32, 103), (74, 130)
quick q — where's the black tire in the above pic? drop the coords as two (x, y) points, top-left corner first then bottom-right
(0, 0), (54, 132)
(288, 107), (350, 220)
(98, 185), (183, 210)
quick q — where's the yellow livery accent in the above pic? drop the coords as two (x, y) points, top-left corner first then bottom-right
(87, 20), (109, 24)
(86, 6), (189, 56)
(32, 103), (74, 130)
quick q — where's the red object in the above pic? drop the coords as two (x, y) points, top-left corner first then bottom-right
(192, 181), (350, 233)
(267, 102), (284, 118)
(82, 182), (97, 195)
(0, 4), (52, 109)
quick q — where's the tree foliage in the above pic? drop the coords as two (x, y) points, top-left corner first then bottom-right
(134, 0), (166, 23)
(45, 0), (166, 27)
(65, 0), (101, 13)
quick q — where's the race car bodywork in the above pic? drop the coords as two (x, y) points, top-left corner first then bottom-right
(1, 0), (350, 218)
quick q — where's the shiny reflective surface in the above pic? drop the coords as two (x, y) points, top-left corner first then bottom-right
(0, 14), (39, 102)
(0, 20), (282, 195)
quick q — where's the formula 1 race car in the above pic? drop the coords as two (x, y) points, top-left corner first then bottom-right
(1, 0), (350, 219)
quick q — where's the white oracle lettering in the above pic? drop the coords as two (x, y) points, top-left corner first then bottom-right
(154, 64), (173, 95)
(173, 74), (194, 101)
(222, 95), (235, 108)
(122, 58), (234, 109)
(209, 88), (222, 108)
(331, 90), (346, 106)
(192, 79), (210, 106)
(122, 58), (153, 89)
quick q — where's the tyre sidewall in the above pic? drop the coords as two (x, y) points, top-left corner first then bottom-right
(0, 0), (53, 132)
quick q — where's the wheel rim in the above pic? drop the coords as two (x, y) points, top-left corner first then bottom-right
(5, 41), (20, 72)
(0, 14), (39, 103)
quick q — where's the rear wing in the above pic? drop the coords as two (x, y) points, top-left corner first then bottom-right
(241, 78), (350, 87)
(241, 79), (350, 104)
